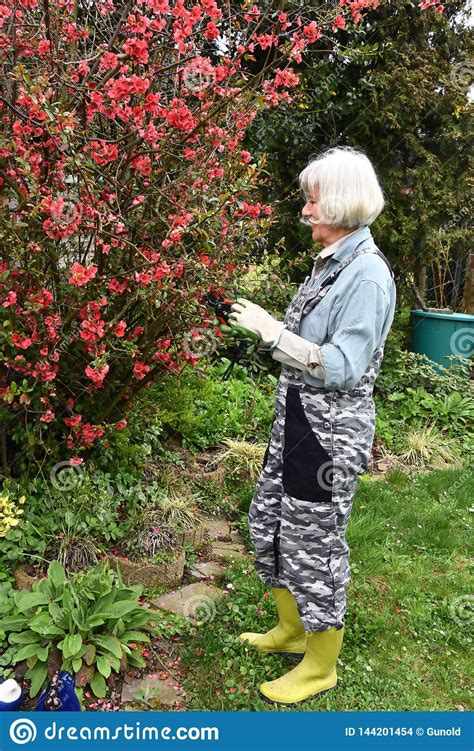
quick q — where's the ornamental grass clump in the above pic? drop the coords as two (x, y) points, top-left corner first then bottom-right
(214, 438), (267, 482)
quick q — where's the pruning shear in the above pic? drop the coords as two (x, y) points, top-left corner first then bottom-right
(201, 291), (260, 379)
(202, 292), (260, 341)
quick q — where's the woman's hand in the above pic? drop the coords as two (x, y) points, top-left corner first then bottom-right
(228, 297), (285, 347)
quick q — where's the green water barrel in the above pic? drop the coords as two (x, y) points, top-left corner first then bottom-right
(411, 309), (474, 367)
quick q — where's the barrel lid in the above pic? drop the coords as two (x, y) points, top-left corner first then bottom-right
(411, 309), (474, 322)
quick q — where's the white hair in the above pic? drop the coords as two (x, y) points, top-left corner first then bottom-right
(298, 146), (385, 228)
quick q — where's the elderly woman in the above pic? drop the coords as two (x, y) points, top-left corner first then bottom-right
(228, 146), (396, 706)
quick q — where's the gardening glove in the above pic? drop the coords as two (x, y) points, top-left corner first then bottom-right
(214, 316), (260, 341)
(228, 297), (286, 349)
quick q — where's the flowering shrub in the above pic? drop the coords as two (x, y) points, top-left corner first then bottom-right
(0, 0), (439, 472)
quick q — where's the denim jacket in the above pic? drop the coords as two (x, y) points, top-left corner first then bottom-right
(277, 224), (396, 391)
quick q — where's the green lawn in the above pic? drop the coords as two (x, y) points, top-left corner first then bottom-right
(177, 468), (473, 711)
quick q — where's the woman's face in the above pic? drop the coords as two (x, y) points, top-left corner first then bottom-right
(301, 187), (325, 245)
(301, 185), (350, 247)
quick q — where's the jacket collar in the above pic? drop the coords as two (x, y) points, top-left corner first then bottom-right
(331, 224), (373, 263)
(316, 227), (361, 260)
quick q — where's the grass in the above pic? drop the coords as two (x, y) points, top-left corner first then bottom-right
(173, 467), (473, 711)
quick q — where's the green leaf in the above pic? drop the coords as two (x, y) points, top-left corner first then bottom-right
(90, 670), (107, 698)
(82, 644), (96, 666)
(93, 635), (123, 659)
(96, 655), (112, 679)
(121, 631), (150, 644)
(36, 645), (50, 662)
(105, 601), (139, 619)
(48, 602), (68, 627)
(29, 612), (64, 637)
(87, 616), (105, 628)
(72, 657), (82, 673)
(107, 657), (121, 673)
(25, 661), (48, 698)
(12, 643), (42, 662)
(8, 630), (40, 645)
(47, 560), (65, 594)
(126, 653), (146, 668)
(13, 590), (50, 612)
(62, 634), (83, 660)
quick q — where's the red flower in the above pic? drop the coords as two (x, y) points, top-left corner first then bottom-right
(146, 0), (170, 11)
(69, 263), (98, 287)
(205, 22), (219, 40)
(114, 320), (127, 337)
(2, 291), (17, 307)
(123, 38), (149, 64)
(11, 333), (31, 349)
(69, 456), (84, 465)
(89, 140), (119, 165)
(64, 414), (82, 427)
(38, 39), (51, 56)
(40, 409), (55, 423)
(0, 5), (11, 29)
(85, 362), (109, 388)
(133, 361), (151, 379)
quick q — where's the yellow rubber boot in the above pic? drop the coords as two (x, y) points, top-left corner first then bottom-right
(239, 588), (307, 656)
(259, 626), (344, 705)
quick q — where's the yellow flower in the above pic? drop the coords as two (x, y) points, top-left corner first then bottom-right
(0, 492), (27, 537)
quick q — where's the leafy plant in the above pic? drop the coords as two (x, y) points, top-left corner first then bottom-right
(375, 328), (473, 452)
(153, 361), (274, 451)
(0, 561), (158, 698)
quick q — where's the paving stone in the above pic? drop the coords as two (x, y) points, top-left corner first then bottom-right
(150, 581), (226, 621)
(211, 542), (248, 561)
(190, 561), (225, 579)
(121, 675), (179, 708)
(203, 516), (232, 541)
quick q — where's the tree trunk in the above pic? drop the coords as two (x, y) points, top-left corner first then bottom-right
(414, 264), (427, 306)
(461, 252), (474, 314)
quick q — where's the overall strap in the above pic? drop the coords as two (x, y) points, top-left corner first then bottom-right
(319, 246), (394, 292)
(298, 246), (394, 322)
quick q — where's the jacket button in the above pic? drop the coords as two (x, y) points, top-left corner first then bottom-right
(323, 421), (330, 428)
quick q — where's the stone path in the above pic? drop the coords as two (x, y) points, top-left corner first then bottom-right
(150, 582), (226, 621)
(121, 514), (251, 711)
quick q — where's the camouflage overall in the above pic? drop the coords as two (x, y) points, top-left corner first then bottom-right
(248, 245), (393, 632)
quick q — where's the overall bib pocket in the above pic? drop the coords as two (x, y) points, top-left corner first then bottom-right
(282, 385), (334, 503)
